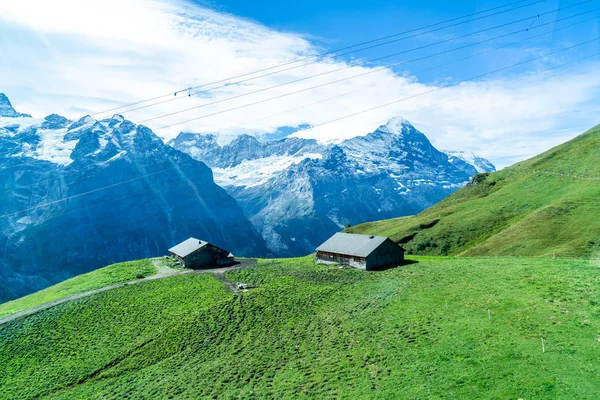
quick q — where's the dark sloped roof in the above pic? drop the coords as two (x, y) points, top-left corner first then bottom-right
(169, 237), (208, 257)
(316, 232), (397, 258)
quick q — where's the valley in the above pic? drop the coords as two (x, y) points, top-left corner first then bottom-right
(0, 94), (492, 300)
(171, 117), (495, 256)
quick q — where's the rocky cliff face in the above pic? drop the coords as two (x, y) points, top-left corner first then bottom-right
(0, 94), (31, 118)
(171, 117), (495, 256)
(0, 94), (267, 301)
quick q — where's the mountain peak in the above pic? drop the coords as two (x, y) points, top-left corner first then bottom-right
(231, 134), (260, 145)
(110, 114), (124, 122)
(105, 114), (126, 129)
(41, 114), (70, 130)
(379, 117), (413, 134)
(0, 93), (31, 118)
(68, 115), (97, 131)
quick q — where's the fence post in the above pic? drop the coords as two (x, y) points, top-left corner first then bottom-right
(542, 338), (545, 353)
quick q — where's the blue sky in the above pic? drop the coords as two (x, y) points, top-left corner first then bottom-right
(198, 0), (600, 81)
(0, 0), (599, 167)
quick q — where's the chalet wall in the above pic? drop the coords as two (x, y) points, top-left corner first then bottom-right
(365, 239), (404, 270)
(185, 250), (215, 267)
(183, 245), (232, 268)
(316, 251), (367, 269)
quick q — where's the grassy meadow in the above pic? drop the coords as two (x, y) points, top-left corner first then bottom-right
(1, 256), (600, 399)
(0, 259), (155, 319)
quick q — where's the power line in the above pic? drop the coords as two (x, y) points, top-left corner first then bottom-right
(0, 161), (45, 171)
(0, 166), (179, 219)
(135, 1), (595, 125)
(0, 11), (590, 164)
(15, 187), (159, 226)
(92, 0), (549, 118)
(213, 14), (598, 134)
(299, 40), (600, 134)
(0, 175), (65, 197)
(352, 53), (600, 129)
(151, 8), (600, 131)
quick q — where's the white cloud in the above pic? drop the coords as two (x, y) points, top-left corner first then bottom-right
(0, 0), (599, 168)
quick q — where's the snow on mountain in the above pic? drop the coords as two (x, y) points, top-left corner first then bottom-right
(172, 117), (496, 256)
(169, 132), (327, 187)
(213, 153), (323, 188)
(0, 113), (125, 166)
(444, 150), (496, 173)
(377, 116), (413, 134)
(0, 93), (267, 302)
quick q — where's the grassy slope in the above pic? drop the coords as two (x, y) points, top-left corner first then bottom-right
(2, 256), (600, 399)
(348, 124), (600, 257)
(0, 259), (155, 318)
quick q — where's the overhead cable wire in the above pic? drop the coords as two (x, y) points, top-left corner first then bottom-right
(327, 52), (600, 130)
(0, 161), (44, 171)
(298, 40), (600, 133)
(91, 0), (549, 117)
(0, 166), (180, 219)
(136, 2), (596, 125)
(16, 187), (159, 225)
(151, 10), (600, 131)
(0, 175), (66, 197)
(212, 14), (598, 134)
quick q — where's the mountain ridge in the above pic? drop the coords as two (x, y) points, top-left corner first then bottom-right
(0, 94), (267, 302)
(171, 118), (495, 256)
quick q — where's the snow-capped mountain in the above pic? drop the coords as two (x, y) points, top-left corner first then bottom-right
(444, 150), (496, 174)
(171, 117), (495, 256)
(0, 94), (267, 302)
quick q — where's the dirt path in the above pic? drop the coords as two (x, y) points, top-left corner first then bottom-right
(152, 258), (178, 277)
(0, 258), (256, 326)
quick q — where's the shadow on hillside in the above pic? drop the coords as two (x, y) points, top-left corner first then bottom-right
(372, 259), (418, 272)
(188, 259), (258, 270)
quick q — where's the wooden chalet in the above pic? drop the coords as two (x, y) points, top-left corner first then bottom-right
(316, 232), (404, 270)
(169, 238), (234, 268)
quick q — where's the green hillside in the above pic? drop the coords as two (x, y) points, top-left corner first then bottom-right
(348, 124), (600, 257)
(2, 256), (600, 399)
(0, 259), (155, 318)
